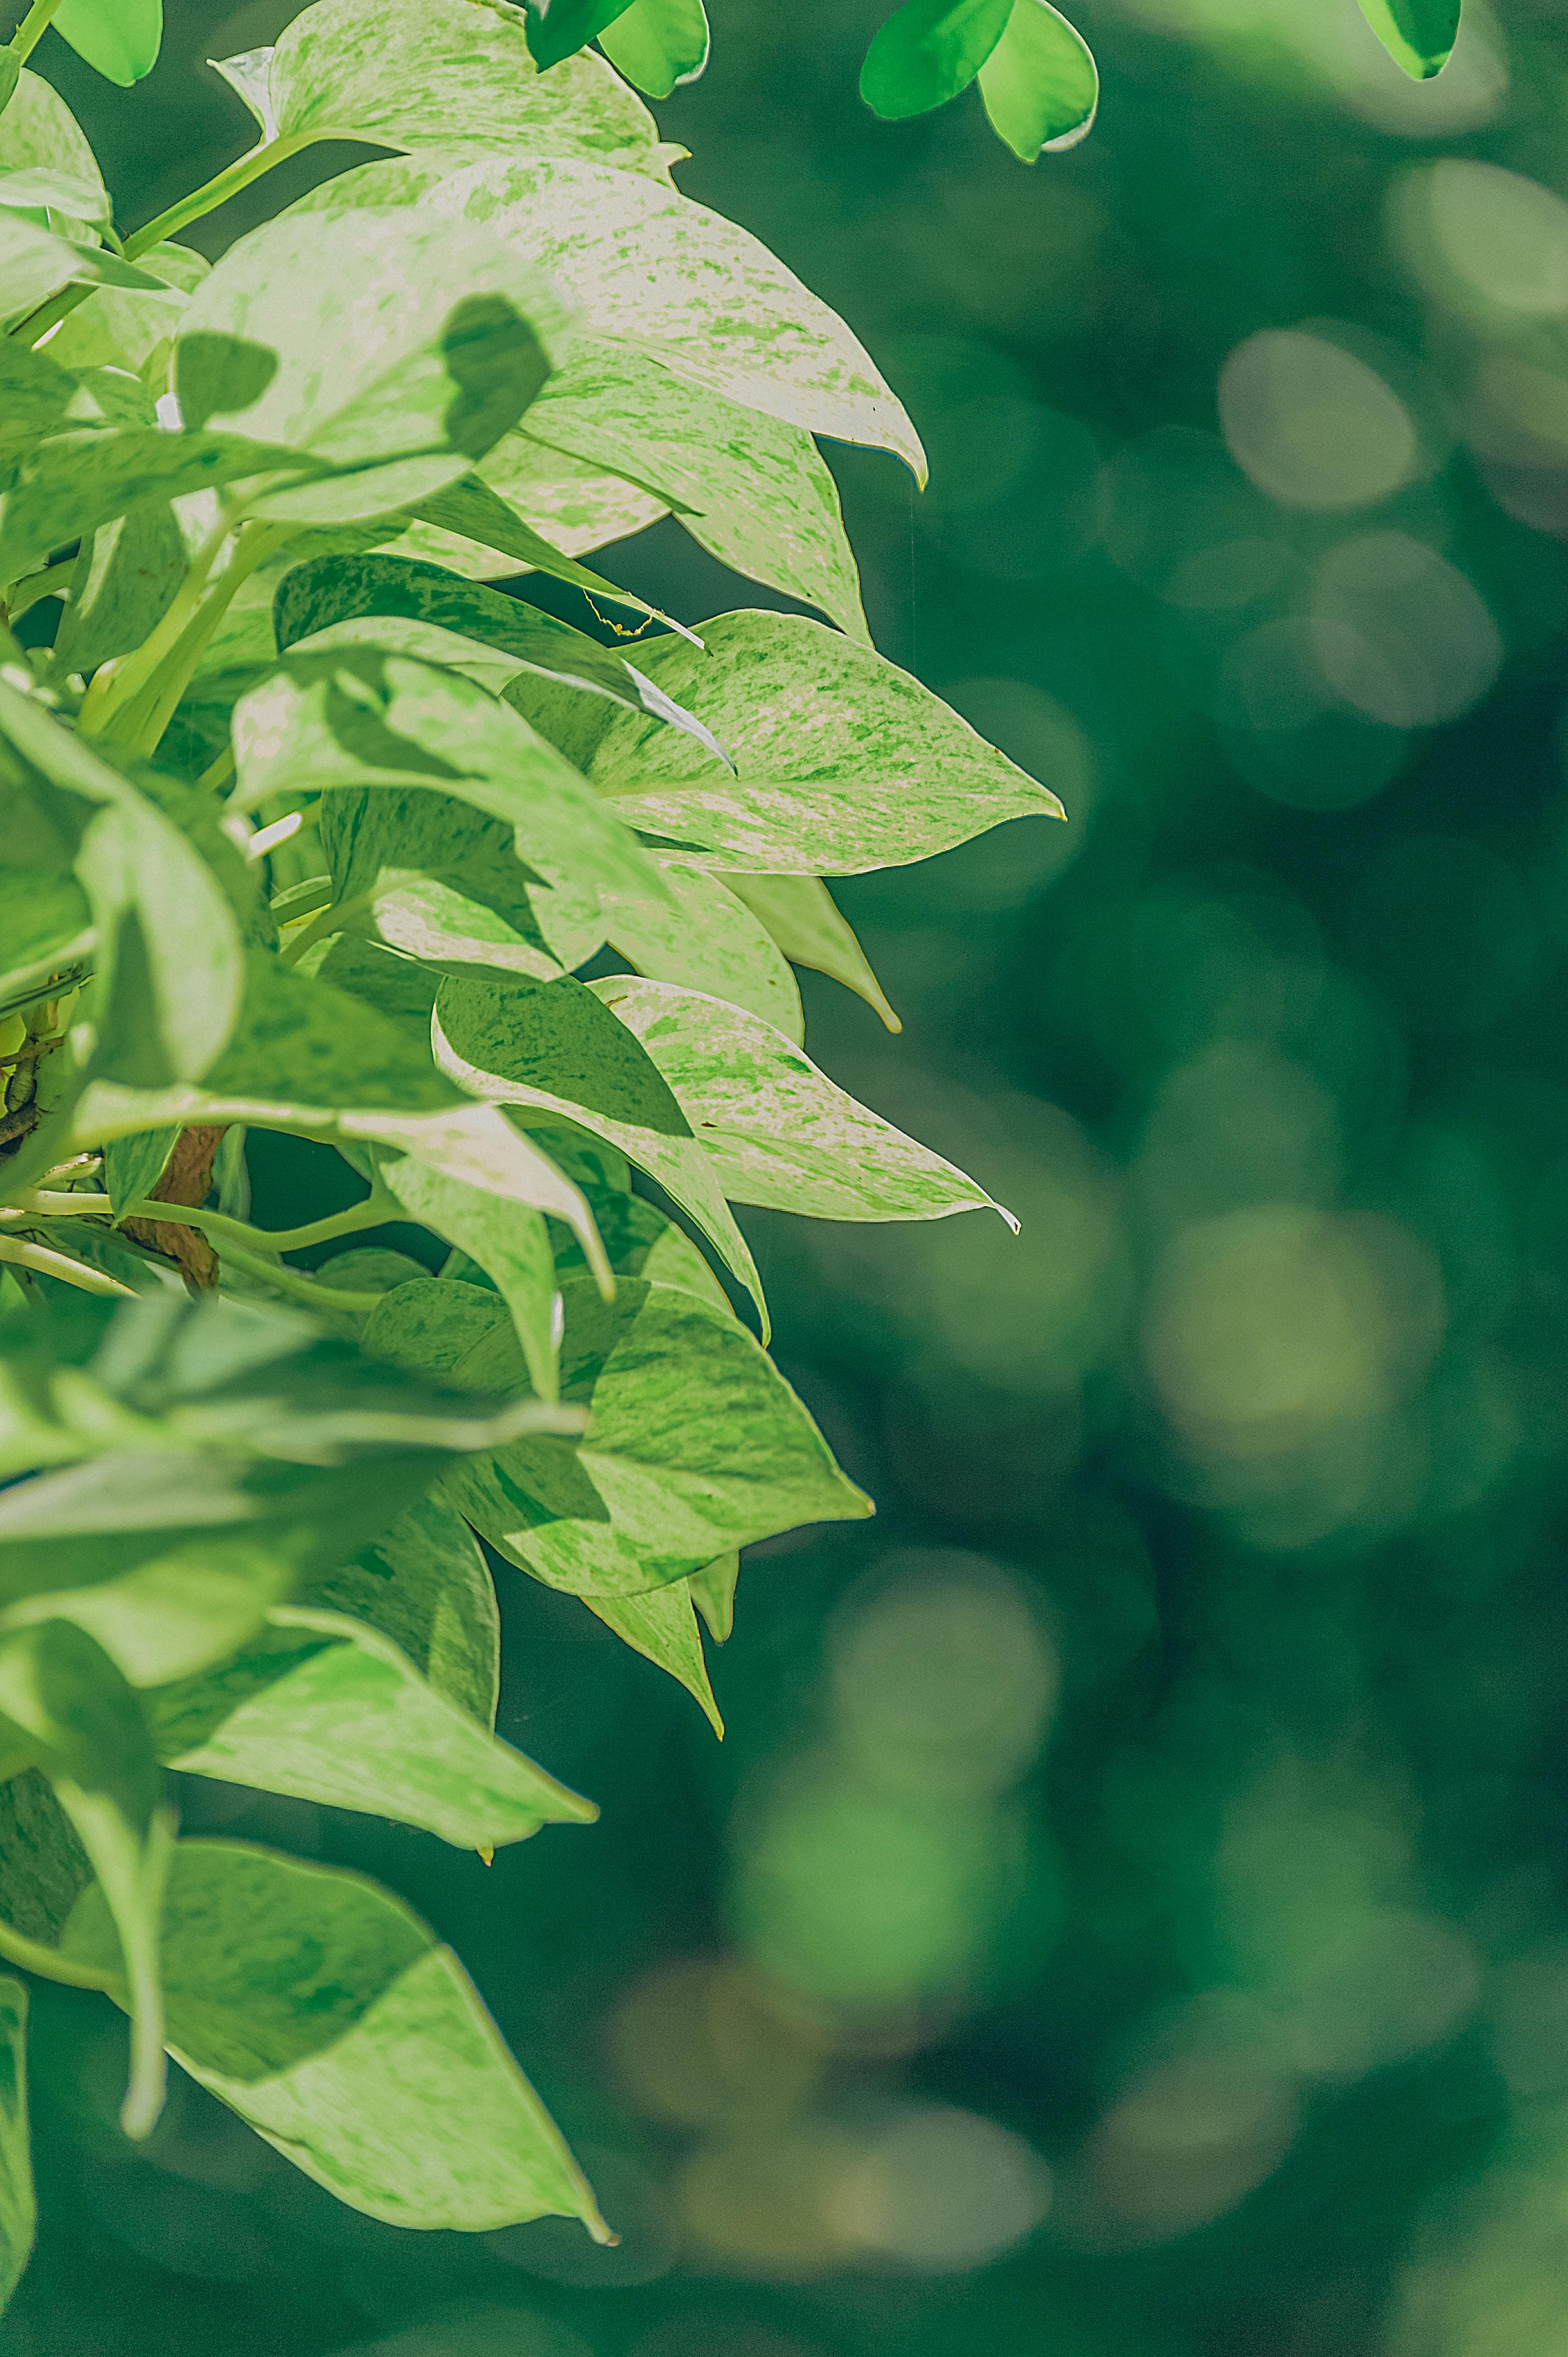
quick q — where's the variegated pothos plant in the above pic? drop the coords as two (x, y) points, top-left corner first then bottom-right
(0, 0), (1446, 2304)
(0, 0), (1066, 2290)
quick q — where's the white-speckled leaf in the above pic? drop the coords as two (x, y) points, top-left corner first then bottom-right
(313, 1492), (499, 1726)
(258, 0), (663, 174)
(593, 975), (1015, 1225)
(0, 67), (105, 191)
(44, 245), (205, 379)
(174, 209), (570, 526)
(373, 1142), (564, 1399)
(290, 153), (925, 476)
(0, 219), (168, 327)
(729, 873), (901, 1032)
(230, 642), (668, 919)
(58, 1839), (610, 2234)
(316, 785), (605, 981)
(606, 855), (803, 1041)
(585, 1582), (721, 1731)
(586, 611), (1066, 872)
(520, 344), (869, 637)
(379, 432), (666, 574)
(433, 971), (766, 1326)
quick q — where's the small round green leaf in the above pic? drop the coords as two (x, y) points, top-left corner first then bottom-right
(596, 0), (710, 97)
(860, 0), (1014, 120)
(977, 0), (1098, 160)
(50, 0), (162, 86)
(1354, 0), (1461, 78)
(525, 0), (638, 71)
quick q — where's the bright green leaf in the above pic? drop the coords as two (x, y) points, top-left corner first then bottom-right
(861, 0), (1013, 119)
(373, 1146), (565, 1400)
(308, 1491), (498, 1725)
(0, 336), (77, 472)
(689, 1551), (739, 1643)
(729, 873), (901, 1032)
(0, 1619), (173, 2137)
(52, 0), (163, 85)
(370, 1273), (872, 1592)
(102, 1126), (177, 1217)
(526, 0), (638, 71)
(0, 164), (111, 224)
(596, 0), (709, 96)
(594, 975), (1016, 1224)
(50, 504), (187, 680)
(0, 68), (104, 189)
(405, 469), (679, 621)
(977, 0), (1098, 159)
(548, 1185), (731, 1312)
(585, 1582), (722, 1730)
(231, 641), (668, 922)
(0, 217), (171, 326)
(434, 971), (767, 1326)
(1354, 0), (1460, 77)
(148, 1600), (594, 1850)
(0, 425), (307, 587)
(0, 869), (91, 1011)
(0, 1978), (34, 2311)
(583, 611), (1065, 872)
(0, 683), (243, 1090)
(58, 1838), (610, 2233)
(43, 243), (206, 378)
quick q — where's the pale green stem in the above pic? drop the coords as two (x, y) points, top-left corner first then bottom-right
(86, 519), (288, 756)
(77, 512), (235, 740)
(271, 871), (334, 922)
(0, 1909), (114, 1992)
(278, 891), (374, 967)
(115, 1807), (174, 2142)
(9, 127), (342, 347)
(6, 0), (65, 64)
(197, 745), (237, 799)
(2, 1190), (114, 1217)
(0, 1236), (135, 1296)
(118, 1193), (394, 1254)
(213, 1239), (386, 1315)
(123, 130), (336, 261)
(7, 276), (91, 348)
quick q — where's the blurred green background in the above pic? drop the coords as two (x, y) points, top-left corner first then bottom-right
(16, 0), (1568, 2349)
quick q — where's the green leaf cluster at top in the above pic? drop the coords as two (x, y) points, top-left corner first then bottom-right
(0, 0), (1073, 2307)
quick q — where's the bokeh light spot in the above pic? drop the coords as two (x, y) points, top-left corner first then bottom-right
(1143, 1205), (1444, 1459)
(829, 1552), (1059, 1800)
(1311, 533), (1502, 729)
(828, 2106), (1050, 2272)
(1220, 330), (1417, 511)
